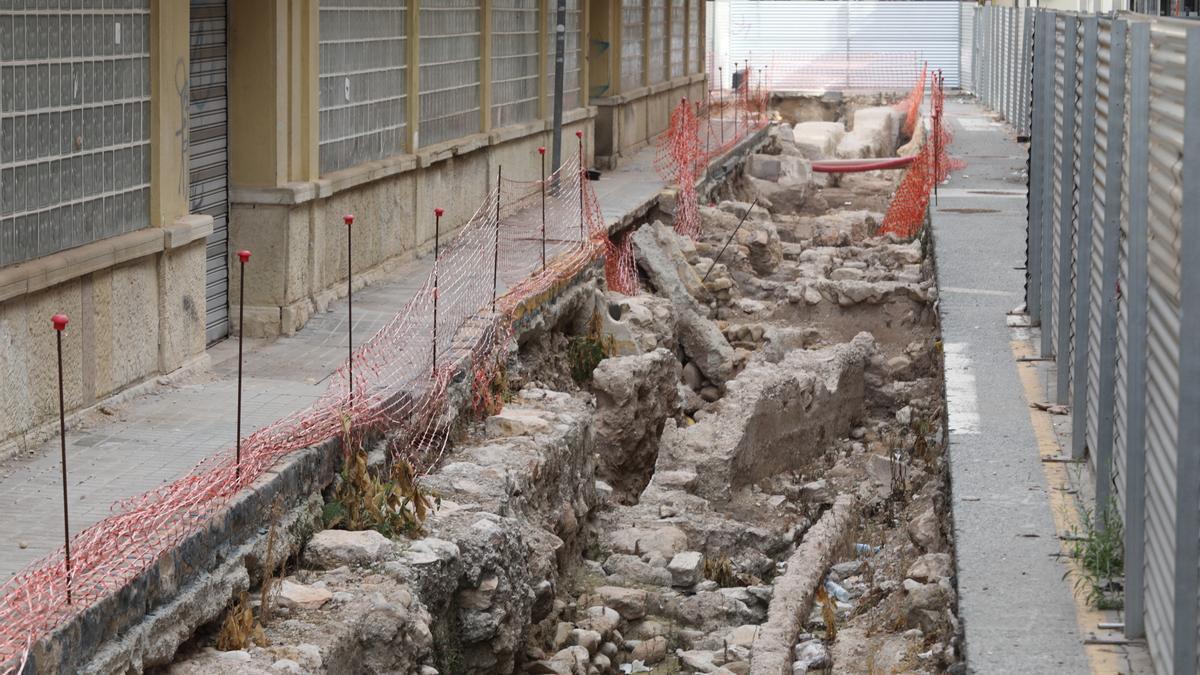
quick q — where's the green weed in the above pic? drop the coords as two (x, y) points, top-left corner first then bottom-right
(1064, 497), (1124, 610)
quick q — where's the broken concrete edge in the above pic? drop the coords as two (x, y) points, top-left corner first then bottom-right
(29, 441), (339, 675)
(749, 494), (859, 675)
(18, 266), (606, 675)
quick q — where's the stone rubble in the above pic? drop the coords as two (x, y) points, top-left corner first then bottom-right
(166, 101), (958, 675)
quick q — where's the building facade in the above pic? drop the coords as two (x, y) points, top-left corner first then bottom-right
(0, 0), (705, 450)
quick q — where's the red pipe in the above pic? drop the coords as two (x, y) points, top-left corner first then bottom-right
(811, 156), (916, 173)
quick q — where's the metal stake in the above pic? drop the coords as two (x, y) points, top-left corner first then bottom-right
(433, 207), (443, 376)
(236, 250), (250, 478)
(703, 198), (759, 282)
(933, 70), (941, 206)
(539, 146), (547, 271)
(494, 169), (501, 314)
(576, 131), (585, 243)
(734, 62), (740, 133)
(344, 214), (355, 398)
(718, 67), (725, 145)
(52, 313), (72, 605)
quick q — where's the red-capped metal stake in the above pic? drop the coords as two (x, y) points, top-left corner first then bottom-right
(433, 208), (443, 376)
(705, 81), (711, 163)
(493, 168), (501, 315)
(236, 250), (250, 479)
(733, 63), (740, 133)
(538, 146), (547, 271)
(718, 66), (726, 146)
(576, 130), (585, 244)
(52, 313), (72, 604)
(344, 215), (354, 400)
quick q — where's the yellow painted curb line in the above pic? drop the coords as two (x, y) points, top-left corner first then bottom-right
(1011, 340), (1126, 675)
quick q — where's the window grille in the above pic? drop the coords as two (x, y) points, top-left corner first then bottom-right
(670, 0), (685, 79)
(648, 0), (667, 83)
(688, 0), (700, 75)
(491, 0), (539, 128)
(318, 0), (408, 175)
(545, 0), (582, 112)
(620, 0), (644, 91)
(0, 2), (152, 267)
(419, 0), (482, 148)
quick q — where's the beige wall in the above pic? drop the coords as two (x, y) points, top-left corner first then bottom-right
(230, 115), (596, 337)
(0, 2), (210, 453)
(0, 0), (656, 446)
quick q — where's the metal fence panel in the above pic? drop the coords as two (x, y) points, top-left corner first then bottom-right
(1090, 17), (1127, 518)
(1070, 17), (1098, 460)
(318, 0), (409, 174)
(648, 0), (667, 83)
(620, 0), (644, 91)
(689, 0), (701, 74)
(961, 2), (975, 92)
(670, 0), (686, 79)
(1144, 22), (1186, 671)
(1176, 26), (1200, 675)
(0, 2), (152, 266)
(1121, 19), (1152, 640)
(419, 0), (482, 148)
(491, 0), (540, 129)
(1054, 16), (1080, 407)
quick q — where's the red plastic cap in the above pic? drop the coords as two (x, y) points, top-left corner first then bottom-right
(238, 250), (251, 263)
(52, 314), (69, 331)
(343, 214), (355, 226)
(434, 207), (444, 218)
(575, 130), (583, 139)
(537, 146), (546, 155)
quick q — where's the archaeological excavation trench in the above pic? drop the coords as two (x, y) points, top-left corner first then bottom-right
(159, 99), (961, 675)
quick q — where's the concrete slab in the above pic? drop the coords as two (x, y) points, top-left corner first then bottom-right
(931, 100), (1091, 674)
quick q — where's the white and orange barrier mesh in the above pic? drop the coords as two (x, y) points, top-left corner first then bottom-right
(880, 69), (964, 238)
(0, 141), (643, 670)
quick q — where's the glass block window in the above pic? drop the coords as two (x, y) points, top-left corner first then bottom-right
(0, 2), (152, 267)
(491, 0), (539, 128)
(419, 0), (482, 148)
(688, 0), (700, 75)
(669, 0), (685, 79)
(544, 0), (582, 113)
(648, 0), (666, 83)
(620, 0), (643, 92)
(318, 0), (408, 175)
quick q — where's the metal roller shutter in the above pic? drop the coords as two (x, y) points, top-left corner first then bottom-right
(189, 0), (230, 344)
(1144, 23), (1186, 671)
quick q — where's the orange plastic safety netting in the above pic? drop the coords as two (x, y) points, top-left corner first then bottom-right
(656, 71), (770, 239)
(0, 140), (638, 671)
(894, 62), (929, 139)
(880, 69), (964, 239)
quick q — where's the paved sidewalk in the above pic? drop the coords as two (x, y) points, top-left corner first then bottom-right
(931, 100), (1092, 673)
(0, 142), (675, 580)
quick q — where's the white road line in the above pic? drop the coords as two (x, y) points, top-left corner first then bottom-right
(944, 342), (981, 435)
(941, 286), (1017, 297)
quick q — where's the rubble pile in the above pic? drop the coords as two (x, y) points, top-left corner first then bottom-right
(167, 107), (958, 674)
